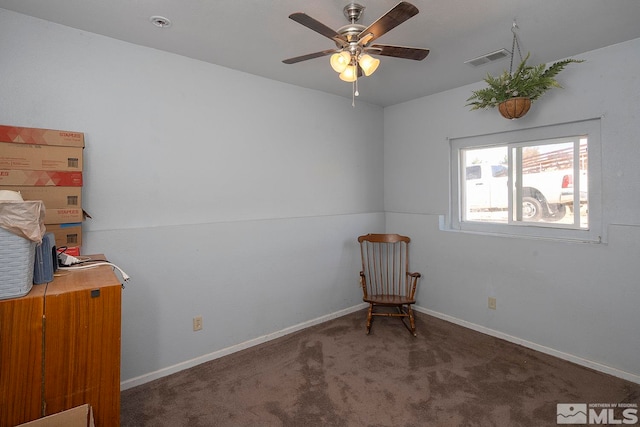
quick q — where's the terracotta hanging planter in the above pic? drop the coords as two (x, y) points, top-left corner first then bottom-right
(498, 97), (532, 119)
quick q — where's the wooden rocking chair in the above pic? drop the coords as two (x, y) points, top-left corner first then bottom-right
(358, 234), (421, 336)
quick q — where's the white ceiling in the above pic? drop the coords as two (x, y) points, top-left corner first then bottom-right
(2, 0), (640, 107)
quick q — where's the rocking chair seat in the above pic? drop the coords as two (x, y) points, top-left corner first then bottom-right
(364, 294), (415, 305)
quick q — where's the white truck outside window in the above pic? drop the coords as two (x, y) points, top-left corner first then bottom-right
(449, 119), (602, 243)
(462, 138), (588, 228)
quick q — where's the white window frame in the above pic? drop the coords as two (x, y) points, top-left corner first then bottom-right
(448, 119), (602, 243)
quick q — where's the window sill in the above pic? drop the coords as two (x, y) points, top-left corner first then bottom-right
(439, 215), (603, 244)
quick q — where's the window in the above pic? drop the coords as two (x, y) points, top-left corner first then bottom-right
(449, 119), (602, 242)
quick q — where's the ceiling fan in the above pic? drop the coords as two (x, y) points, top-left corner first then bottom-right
(282, 1), (430, 83)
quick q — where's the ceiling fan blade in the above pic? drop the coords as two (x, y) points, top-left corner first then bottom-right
(289, 13), (347, 46)
(283, 49), (337, 64)
(358, 2), (419, 46)
(368, 44), (430, 61)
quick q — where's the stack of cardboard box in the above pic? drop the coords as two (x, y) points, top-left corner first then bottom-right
(0, 125), (84, 254)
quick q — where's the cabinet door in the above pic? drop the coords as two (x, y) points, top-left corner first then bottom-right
(44, 283), (121, 427)
(0, 288), (45, 427)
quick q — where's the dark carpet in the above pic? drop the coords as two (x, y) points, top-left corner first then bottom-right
(121, 310), (639, 426)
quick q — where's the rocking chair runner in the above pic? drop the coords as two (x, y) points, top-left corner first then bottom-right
(358, 233), (421, 336)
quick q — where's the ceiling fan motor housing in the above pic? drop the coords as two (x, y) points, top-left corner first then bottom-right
(336, 23), (366, 48)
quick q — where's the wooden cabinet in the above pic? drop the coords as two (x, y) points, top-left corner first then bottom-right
(0, 258), (121, 427)
(0, 285), (45, 425)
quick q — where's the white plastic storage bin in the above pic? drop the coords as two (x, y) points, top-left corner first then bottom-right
(0, 227), (37, 299)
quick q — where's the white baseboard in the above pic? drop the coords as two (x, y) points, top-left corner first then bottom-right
(414, 305), (640, 385)
(120, 303), (368, 390)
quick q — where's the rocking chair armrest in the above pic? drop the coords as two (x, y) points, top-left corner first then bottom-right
(407, 271), (420, 299)
(359, 271), (368, 297)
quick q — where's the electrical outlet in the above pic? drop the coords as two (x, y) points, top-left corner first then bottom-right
(193, 315), (203, 331)
(488, 297), (497, 310)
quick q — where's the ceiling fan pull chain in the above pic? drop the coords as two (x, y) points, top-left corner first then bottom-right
(352, 71), (360, 107)
(352, 80), (356, 107)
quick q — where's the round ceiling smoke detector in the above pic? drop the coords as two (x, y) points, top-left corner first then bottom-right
(149, 16), (171, 28)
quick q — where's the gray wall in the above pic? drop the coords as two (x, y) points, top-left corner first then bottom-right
(0, 9), (384, 386)
(384, 38), (640, 382)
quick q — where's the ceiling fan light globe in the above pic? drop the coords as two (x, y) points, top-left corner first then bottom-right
(339, 65), (358, 82)
(359, 54), (380, 76)
(330, 51), (351, 73)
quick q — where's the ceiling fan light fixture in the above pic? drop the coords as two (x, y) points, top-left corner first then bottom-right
(358, 54), (380, 76)
(330, 51), (352, 73)
(339, 64), (358, 82)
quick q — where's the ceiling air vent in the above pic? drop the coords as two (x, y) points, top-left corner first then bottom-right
(464, 49), (510, 67)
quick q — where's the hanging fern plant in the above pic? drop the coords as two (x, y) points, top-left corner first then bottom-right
(466, 53), (584, 116)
